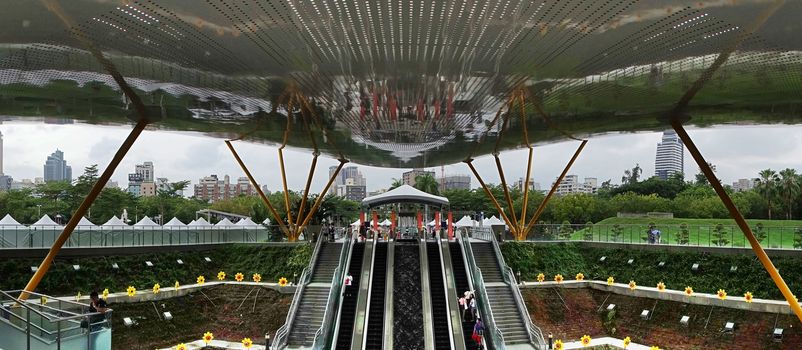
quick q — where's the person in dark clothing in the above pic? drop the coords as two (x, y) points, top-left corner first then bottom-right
(86, 291), (108, 331)
(472, 317), (484, 346)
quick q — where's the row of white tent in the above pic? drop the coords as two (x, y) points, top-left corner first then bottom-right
(349, 215), (506, 228)
(0, 214), (271, 230)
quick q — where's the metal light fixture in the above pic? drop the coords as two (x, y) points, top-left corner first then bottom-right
(607, 304), (616, 311)
(72, 265), (81, 271)
(599, 256), (606, 263)
(680, 315), (689, 326)
(123, 317), (135, 327)
(724, 322), (734, 333)
(658, 261), (665, 268)
(691, 263), (699, 271)
(204, 257), (212, 262)
(176, 259), (184, 265)
(162, 312), (173, 321)
(145, 261), (154, 267)
(30, 266), (38, 272)
(111, 263), (119, 269)
(640, 310), (650, 320)
(627, 259), (634, 265)
(730, 265), (738, 273)
(773, 328), (783, 342)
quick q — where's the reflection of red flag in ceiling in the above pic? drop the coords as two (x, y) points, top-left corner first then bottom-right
(448, 211), (454, 240)
(360, 103), (365, 121)
(417, 98), (424, 121)
(359, 211), (365, 226)
(372, 91), (379, 119)
(434, 100), (441, 120)
(390, 211), (396, 232)
(373, 211), (379, 231)
(435, 211), (441, 231)
(447, 85), (454, 118)
(388, 93), (397, 121)
(417, 211), (423, 229)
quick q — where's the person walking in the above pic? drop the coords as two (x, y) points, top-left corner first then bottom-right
(469, 295), (477, 320)
(472, 317), (484, 348)
(344, 273), (353, 297)
(463, 291), (473, 322)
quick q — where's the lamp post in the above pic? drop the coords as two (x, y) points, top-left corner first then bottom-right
(37, 205), (42, 217)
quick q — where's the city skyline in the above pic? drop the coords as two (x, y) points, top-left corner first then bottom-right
(1, 122), (801, 195)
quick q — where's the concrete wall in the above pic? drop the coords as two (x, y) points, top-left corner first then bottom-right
(521, 280), (794, 315)
(0, 242), (304, 259)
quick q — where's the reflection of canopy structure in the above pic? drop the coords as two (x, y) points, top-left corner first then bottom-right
(454, 216), (477, 228)
(361, 185), (449, 208)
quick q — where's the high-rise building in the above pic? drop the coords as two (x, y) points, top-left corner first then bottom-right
(655, 130), (684, 180)
(514, 177), (541, 192)
(140, 182), (157, 197)
(439, 174), (471, 191)
(135, 162), (154, 182)
(193, 174), (256, 202)
(329, 165), (367, 200)
(43, 149), (72, 182)
(732, 178), (755, 192)
(553, 175), (598, 195)
(0, 131), (9, 191)
(402, 168), (435, 187)
(128, 162), (155, 197)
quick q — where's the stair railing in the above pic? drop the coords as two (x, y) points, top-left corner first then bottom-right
(312, 231), (353, 349)
(487, 232), (547, 350)
(271, 229), (327, 350)
(458, 230), (506, 350)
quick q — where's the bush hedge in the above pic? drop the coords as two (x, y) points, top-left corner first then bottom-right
(0, 244), (312, 296)
(501, 242), (802, 300)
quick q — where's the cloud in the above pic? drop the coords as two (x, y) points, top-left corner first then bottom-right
(1, 122), (801, 192)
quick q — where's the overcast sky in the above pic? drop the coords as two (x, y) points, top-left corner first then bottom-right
(1, 120), (801, 193)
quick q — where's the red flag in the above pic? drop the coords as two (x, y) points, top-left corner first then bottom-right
(359, 211), (365, 226)
(448, 211), (454, 240)
(435, 211), (441, 231)
(417, 211), (423, 229)
(390, 211), (396, 237)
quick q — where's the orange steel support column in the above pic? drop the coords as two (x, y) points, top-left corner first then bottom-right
(524, 140), (588, 237)
(225, 141), (289, 236)
(278, 147), (294, 233)
(22, 119), (149, 298)
(465, 159), (516, 232)
(671, 120), (802, 323)
(519, 147), (534, 238)
(494, 154), (519, 234)
(297, 160), (347, 234)
(294, 152), (319, 229)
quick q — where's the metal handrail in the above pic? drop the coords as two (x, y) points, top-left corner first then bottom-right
(459, 232), (506, 350)
(312, 233), (353, 349)
(271, 228), (327, 350)
(435, 237), (456, 349)
(486, 233), (547, 349)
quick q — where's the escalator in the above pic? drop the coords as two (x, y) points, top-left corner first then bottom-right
(427, 241), (452, 349)
(364, 242), (388, 349)
(450, 242), (482, 350)
(334, 242), (365, 350)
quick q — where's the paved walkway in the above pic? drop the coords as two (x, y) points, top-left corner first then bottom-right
(560, 336), (656, 349)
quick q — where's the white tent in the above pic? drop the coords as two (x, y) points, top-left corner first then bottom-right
(483, 216), (505, 226)
(133, 216), (159, 228)
(215, 218), (235, 229)
(350, 219), (361, 226)
(189, 217), (212, 227)
(31, 215), (61, 227)
(427, 219), (436, 227)
(163, 217), (186, 227)
(361, 184), (449, 207)
(235, 218), (259, 227)
(102, 216), (128, 227)
(262, 218), (271, 225)
(454, 215), (476, 228)
(187, 219), (197, 226)
(0, 214), (25, 229)
(76, 217), (96, 228)
(380, 219), (392, 226)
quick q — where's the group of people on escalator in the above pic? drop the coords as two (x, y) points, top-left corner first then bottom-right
(460, 290), (485, 348)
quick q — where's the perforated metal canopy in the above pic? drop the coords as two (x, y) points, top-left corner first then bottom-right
(0, 1), (800, 167)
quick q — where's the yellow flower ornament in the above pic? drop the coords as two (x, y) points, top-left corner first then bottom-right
(217, 271), (226, 281)
(575, 273), (585, 281)
(536, 273), (545, 282)
(623, 336), (631, 348)
(628, 280), (636, 290)
(242, 337), (253, 348)
(656, 282), (666, 292)
(203, 331), (214, 344)
(102, 288), (109, 300)
(174, 281), (180, 289)
(175, 344), (187, 350)
(235, 272), (244, 282)
(607, 276), (614, 285)
(717, 289), (727, 300)
(126, 286), (136, 297)
(278, 277), (288, 286)
(253, 273), (262, 283)
(197, 275), (205, 285)
(580, 335), (592, 347)
(744, 291), (753, 303)
(153, 283), (161, 294)
(684, 286), (694, 296)
(554, 274), (564, 283)
(554, 339), (564, 350)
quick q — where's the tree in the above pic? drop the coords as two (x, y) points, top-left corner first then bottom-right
(794, 227), (802, 249)
(414, 173), (440, 195)
(610, 224), (623, 242)
(583, 221), (594, 241)
(694, 162), (716, 186)
(779, 168), (800, 220)
(558, 220), (574, 240)
(621, 164), (642, 185)
(754, 169), (780, 219)
(676, 223), (690, 245)
(711, 223), (730, 246)
(389, 178), (404, 190)
(753, 223), (767, 244)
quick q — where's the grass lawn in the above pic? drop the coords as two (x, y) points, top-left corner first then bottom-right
(553, 217), (802, 249)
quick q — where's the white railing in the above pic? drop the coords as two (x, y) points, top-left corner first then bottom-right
(271, 230), (326, 350)
(458, 231), (506, 350)
(487, 231), (547, 350)
(312, 233), (353, 349)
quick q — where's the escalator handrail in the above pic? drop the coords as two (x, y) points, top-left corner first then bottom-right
(313, 232), (354, 349)
(487, 231), (547, 349)
(434, 238), (456, 349)
(360, 239), (379, 349)
(458, 231), (506, 350)
(271, 230), (327, 350)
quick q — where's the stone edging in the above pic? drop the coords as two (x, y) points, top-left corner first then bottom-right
(157, 339), (267, 350)
(56, 281), (297, 305)
(559, 336), (655, 349)
(521, 280), (793, 315)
